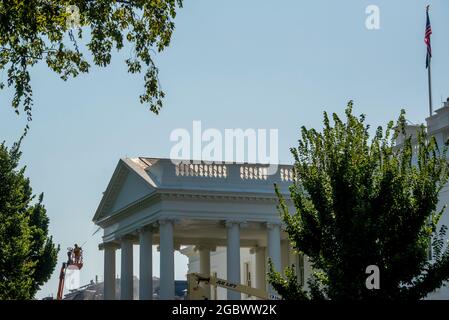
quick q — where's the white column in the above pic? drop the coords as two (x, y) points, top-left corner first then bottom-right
(120, 236), (134, 300)
(103, 243), (116, 300)
(254, 247), (266, 292)
(139, 227), (153, 300)
(199, 247), (211, 277)
(226, 221), (241, 300)
(267, 223), (281, 295)
(159, 219), (174, 300)
(197, 246), (212, 299)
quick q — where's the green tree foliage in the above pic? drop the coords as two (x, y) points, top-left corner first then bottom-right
(0, 0), (183, 126)
(0, 141), (59, 299)
(270, 101), (449, 300)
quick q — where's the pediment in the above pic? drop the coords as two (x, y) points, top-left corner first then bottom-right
(92, 159), (156, 222)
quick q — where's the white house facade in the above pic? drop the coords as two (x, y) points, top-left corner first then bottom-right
(403, 99), (449, 299)
(93, 99), (449, 300)
(92, 158), (305, 300)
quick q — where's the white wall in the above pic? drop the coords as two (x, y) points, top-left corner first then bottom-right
(426, 183), (449, 299)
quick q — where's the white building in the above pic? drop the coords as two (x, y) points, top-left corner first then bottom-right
(92, 158), (307, 300)
(400, 99), (449, 299)
(93, 101), (449, 300)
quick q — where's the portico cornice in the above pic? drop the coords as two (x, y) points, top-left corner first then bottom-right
(95, 188), (292, 228)
(158, 191), (282, 202)
(98, 241), (120, 250)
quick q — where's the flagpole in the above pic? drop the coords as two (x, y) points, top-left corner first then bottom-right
(426, 5), (433, 117)
(428, 59), (433, 116)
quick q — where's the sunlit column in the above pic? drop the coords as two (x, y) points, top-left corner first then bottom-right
(226, 221), (241, 300)
(103, 243), (117, 300)
(254, 247), (266, 292)
(159, 219), (175, 300)
(267, 223), (281, 296)
(139, 227), (153, 300)
(196, 245), (214, 299)
(120, 236), (134, 300)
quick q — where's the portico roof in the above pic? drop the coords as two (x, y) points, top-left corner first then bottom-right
(93, 157), (295, 243)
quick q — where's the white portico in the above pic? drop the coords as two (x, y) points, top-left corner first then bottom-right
(93, 158), (297, 300)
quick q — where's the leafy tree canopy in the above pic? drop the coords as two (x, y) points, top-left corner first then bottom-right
(0, 140), (59, 299)
(270, 102), (449, 300)
(0, 0), (183, 127)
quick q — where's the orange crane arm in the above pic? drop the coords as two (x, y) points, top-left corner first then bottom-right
(56, 263), (67, 300)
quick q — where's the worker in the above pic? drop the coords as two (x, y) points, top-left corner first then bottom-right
(67, 248), (73, 265)
(73, 244), (82, 264)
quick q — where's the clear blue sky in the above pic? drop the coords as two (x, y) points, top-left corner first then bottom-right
(0, 0), (448, 299)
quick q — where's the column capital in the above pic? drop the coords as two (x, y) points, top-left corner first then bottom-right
(157, 243), (181, 252)
(194, 245), (216, 252)
(250, 246), (265, 255)
(224, 220), (247, 228)
(266, 222), (282, 230)
(119, 234), (135, 242)
(158, 218), (179, 226)
(99, 242), (120, 251)
(137, 224), (157, 233)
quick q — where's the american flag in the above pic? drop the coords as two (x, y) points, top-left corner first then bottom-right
(425, 5), (432, 69)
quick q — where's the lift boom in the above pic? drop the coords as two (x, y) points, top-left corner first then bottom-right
(56, 247), (84, 300)
(187, 273), (279, 300)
